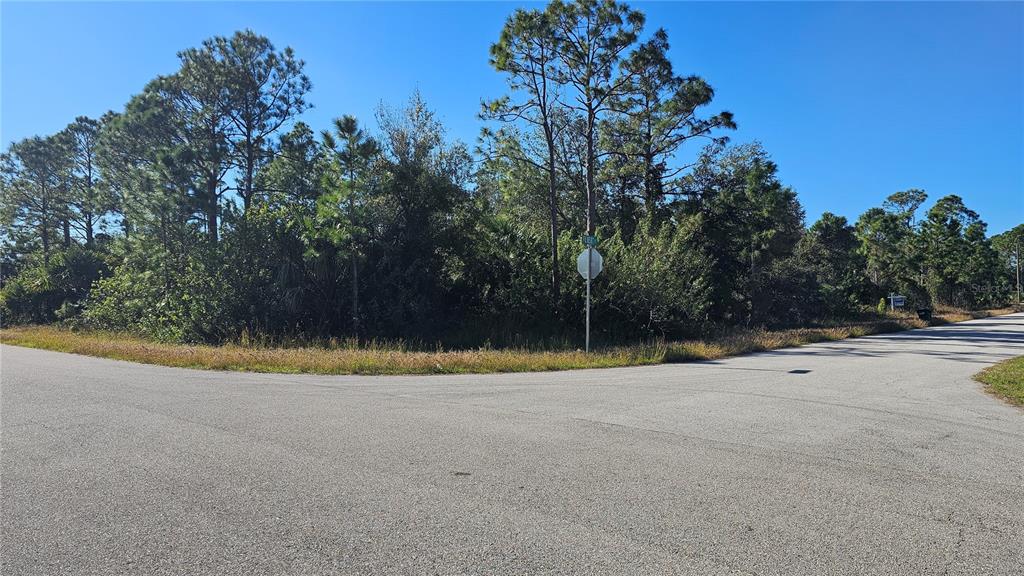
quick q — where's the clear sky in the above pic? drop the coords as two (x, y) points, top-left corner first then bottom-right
(2, 1), (1022, 234)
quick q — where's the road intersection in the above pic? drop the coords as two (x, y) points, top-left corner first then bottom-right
(3, 314), (1023, 574)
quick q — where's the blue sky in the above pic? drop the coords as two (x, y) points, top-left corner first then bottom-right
(2, 1), (1021, 234)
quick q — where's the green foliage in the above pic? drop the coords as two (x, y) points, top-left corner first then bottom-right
(61, 116), (115, 246)
(602, 28), (735, 220)
(83, 239), (240, 343)
(679, 143), (805, 324)
(975, 355), (1024, 407)
(853, 191), (1014, 310)
(1, 246), (108, 324)
(548, 0), (645, 234)
(917, 195), (1003, 308)
(796, 212), (864, 318)
(991, 224), (1024, 305)
(486, 5), (566, 308)
(748, 256), (822, 327)
(455, 214), (557, 343)
(854, 190), (931, 308)
(598, 216), (712, 338)
(0, 133), (73, 262)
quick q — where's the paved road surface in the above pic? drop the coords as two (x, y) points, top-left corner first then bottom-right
(3, 314), (1023, 575)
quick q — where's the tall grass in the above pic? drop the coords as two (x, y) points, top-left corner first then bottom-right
(0, 312), (979, 375)
(1, 326), (667, 374)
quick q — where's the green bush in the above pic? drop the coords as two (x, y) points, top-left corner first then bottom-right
(0, 247), (108, 325)
(597, 217), (712, 339)
(82, 243), (242, 343)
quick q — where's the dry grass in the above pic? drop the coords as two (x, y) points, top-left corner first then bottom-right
(975, 356), (1024, 408)
(0, 309), (1011, 375)
(0, 326), (667, 375)
(928, 305), (1017, 324)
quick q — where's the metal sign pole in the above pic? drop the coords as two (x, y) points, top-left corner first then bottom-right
(586, 247), (591, 353)
(577, 239), (601, 353)
(1017, 242), (1021, 307)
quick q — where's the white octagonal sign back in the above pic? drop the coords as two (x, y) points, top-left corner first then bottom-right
(576, 248), (603, 280)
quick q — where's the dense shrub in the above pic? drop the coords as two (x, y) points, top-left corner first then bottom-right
(82, 242), (241, 343)
(0, 247), (108, 324)
(597, 217), (712, 339)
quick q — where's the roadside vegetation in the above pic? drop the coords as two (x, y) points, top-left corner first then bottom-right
(2, 0), (1021, 356)
(976, 356), (1024, 407)
(2, 310), (1011, 375)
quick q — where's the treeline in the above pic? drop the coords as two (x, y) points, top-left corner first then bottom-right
(2, 1), (1021, 345)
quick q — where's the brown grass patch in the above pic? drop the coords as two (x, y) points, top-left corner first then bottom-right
(0, 308), (1011, 375)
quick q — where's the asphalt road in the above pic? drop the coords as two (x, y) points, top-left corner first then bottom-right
(2, 315), (1024, 575)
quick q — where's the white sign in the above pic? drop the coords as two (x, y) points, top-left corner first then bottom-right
(889, 294), (906, 310)
(576, 248), (603, 280)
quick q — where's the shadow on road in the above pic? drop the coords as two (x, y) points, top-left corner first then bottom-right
(741, 317), (1024, 364)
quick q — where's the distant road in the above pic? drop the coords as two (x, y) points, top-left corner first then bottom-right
(3, 315), (1023, 575)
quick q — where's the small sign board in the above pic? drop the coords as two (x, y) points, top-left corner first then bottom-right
(891, 295), (906, 308)
(577, 248), (603, 280)
(583, 235), (598, 247)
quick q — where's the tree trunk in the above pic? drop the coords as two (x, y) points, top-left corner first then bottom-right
(643, 106), (658, 217)
(544, 126), (561, 306)
(206, 178), (219, 244)
(207, 209), (218, 244)
(244, 150), (255, 210)
(84, 212), (94, 246)
(348, 172), (360, 339)
(351, 251), (359, 338)
(85, 160), (95, 246)
(585, 110), (596, 235)
(62, 218), (71, 247)
(242, 124), (256, 211)
(643, 151), (660, 218)
(41, 220), (50, 265)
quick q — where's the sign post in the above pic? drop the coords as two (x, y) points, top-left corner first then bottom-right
(586, 247), (591, 353)
(889, 293), (906, 311)
(577, 239), (603, 353)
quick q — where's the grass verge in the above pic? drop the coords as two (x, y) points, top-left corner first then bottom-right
(975, 356), (1024, 407)
(0, 309), (1013, 376)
